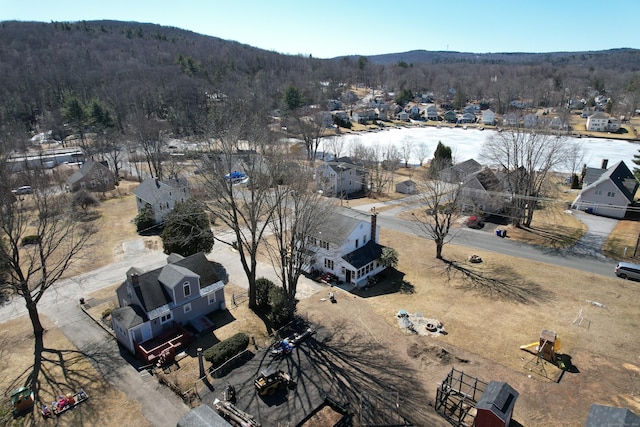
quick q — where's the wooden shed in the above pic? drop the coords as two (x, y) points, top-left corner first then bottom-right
(586, 404), (640, 427)
(473, 381), (518, 427)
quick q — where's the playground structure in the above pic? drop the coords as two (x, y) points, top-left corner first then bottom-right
(520, 329), (564, 379)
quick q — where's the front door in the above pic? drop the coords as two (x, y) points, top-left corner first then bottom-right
(346, 270), (351, 283)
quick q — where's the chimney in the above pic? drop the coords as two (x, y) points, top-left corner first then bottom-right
(370, 207), (378, 243)
(130, 273), (139, 286)
(601, 159), (608, 169)
(155, 177), (160, 188)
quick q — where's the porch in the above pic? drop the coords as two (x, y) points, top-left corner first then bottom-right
(135, 322), (191, 365)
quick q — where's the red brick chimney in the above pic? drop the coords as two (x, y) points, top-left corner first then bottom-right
(370, 207), (378, 243)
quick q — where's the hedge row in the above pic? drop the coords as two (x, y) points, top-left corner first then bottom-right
(203, 332), (249, 368)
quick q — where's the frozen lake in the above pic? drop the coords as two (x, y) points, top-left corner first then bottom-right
(324, 127), (640, 173)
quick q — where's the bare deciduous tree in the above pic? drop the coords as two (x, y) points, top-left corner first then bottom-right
(324, 135), (345, 160)
(481, 128), (566, 227)
(129, 113), (168, 180)
(0, 166), (95, 399)
(400, 138), (414, 168)
(415, 142), (430, 167)
(412, 165), (463, 259)
(264, 164), (332, 317)
(199, 98), (279, 310)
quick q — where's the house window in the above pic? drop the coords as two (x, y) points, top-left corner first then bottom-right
(160, 313), (172, 324)
(208, 294), (216, 305)
(607, 191), (616, 197)
(183, 282), (191, 297)
(595, 189), (602, 195)
(184, 303), (192, 314)
(324, 259), (334, 270)
(320, 241), (329, 250)
(355, 239), (359, 248)
(364, 235), (367, 243)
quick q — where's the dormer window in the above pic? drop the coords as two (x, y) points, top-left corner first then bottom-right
(183, 282), (191, 297)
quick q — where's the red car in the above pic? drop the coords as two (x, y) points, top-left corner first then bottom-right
(321, 272), (338, 284)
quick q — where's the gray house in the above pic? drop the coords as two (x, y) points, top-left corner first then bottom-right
(133, 176), (190, 225)
(66, 159), (115, 192)
(439, 159), (483, 184)
(316, 157), (367, 197)
(111, 252), (225, 362)
(572, 160), (639, 219)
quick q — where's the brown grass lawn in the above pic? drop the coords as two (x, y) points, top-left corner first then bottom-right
(603, 220), (640, 260)
(0, 316), (149, 427)
(63, 180), (162, 278)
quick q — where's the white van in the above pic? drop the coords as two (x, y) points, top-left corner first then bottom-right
(615, 262), (640, 280)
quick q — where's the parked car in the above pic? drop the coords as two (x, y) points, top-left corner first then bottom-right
(11, 186), (32, 195)
(615, 261), (640, 280)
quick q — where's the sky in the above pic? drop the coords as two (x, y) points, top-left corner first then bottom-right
(2, 0), (639, 59)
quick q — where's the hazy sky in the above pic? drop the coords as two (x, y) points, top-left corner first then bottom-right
(2, 0), (638, 58)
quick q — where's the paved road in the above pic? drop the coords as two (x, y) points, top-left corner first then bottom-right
(347, 199), (619, 277)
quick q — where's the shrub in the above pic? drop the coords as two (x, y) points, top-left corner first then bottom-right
(255, 277), (275, 309)
(203, 332), (249, 368)
(101, 308), (113, 319)
(267, 285), (292, 328)
(21, 235), (41, 246)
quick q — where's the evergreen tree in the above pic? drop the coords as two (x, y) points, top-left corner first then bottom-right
(633, 149), (640, 180)
(430, 141), (453, 177)
(161, 199), (214, 256)
(134, 203), (156, 233)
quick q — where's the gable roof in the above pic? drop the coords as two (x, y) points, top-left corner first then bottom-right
(475, 381), (518, 422)
(111, 304), (147, 329)
(316, 213), (364, 245)
(177, 404), (232, 427)
(583, 161), (638, 202)
(66, 159), (110, 185)
(466, 167), (501, 192)
(133, 176), (190, 205)
(586, 404), (640, 427)
(440, 159), (483, 183)
(127, 252), (221, 314)
(342, 240), (384, 269)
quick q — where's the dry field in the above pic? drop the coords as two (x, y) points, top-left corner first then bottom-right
(0, 316), (149, 427)
(299, 228), (640, 426)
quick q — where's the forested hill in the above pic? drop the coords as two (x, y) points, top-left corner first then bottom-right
(359, 48), (640, 70)
(0, 20), (325, 135)
(1, 20), (639, 141)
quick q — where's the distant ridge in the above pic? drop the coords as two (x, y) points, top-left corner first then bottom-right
(342, 48), (640, 69)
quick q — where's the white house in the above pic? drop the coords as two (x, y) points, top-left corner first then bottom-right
(586, 112), (609, 131)
(308, 211), (386, 287)
(481, 109), (495, 125)
(572, 160), (638, 219)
